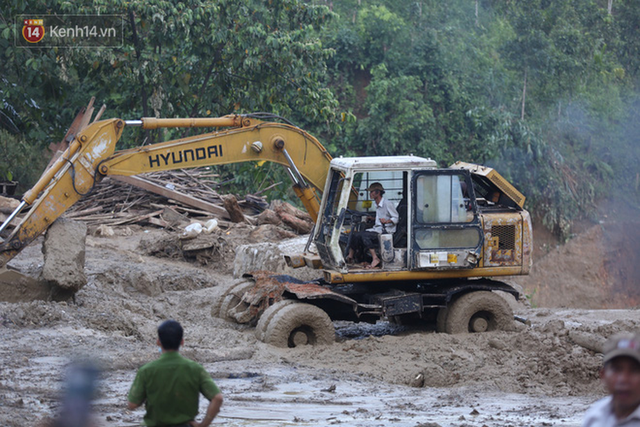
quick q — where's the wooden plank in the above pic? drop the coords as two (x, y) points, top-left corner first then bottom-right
(108, 209), (164, 226)
(65, 206), (104, 218)
(168, 205), (215, 216)
(62, 214), (116, 221)
(92, 104), (107, 123)
(112, 175), (230, 219)
(77, 96), (96, 131)
(147, 216), (170, 228)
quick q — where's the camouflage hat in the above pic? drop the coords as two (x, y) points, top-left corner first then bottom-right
(603, 332), (640, 364)
(366, 182), (384, 192)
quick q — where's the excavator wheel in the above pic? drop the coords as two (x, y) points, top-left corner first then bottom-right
(443, 291), (514, 334)
(436, 307), (448, 333)
(262, 302), (335, 348)
(212, 280), (254, 321)
(254, 299), (297, 341)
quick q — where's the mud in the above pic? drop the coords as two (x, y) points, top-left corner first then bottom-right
(1, 212), (639, 426)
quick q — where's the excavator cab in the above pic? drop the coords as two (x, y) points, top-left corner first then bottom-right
(225, 154), (533, 344)
(314, 156), (448, 272)
(313, 156), (532, 281)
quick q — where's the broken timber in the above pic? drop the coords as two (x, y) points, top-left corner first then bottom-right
(112, 175), (230, 220)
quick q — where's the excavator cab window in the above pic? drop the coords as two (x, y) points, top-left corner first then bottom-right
(471, 175), (519, 210)
(415, 173), (474, 224)
(351, 171), (404, 213)
(317, 171), (348, 245)
(410, 171), (482, 268)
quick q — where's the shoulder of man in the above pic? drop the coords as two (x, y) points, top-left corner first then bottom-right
(139, 352), (188, 369)
(171, 353), (209, 372)
(582, 396), (613, 427)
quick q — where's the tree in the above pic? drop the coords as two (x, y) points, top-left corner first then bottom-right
(0, 0), (341, 200)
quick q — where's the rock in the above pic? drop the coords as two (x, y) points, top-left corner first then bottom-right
(41, 217), (87, 293)
(233, 242), (290, 278)
(0, 195), (20, 212)
(409, 373), (425, 388)
(233, 237), (321, 282)
(568, 330), (606, 353)
(93, 224), (115, 237)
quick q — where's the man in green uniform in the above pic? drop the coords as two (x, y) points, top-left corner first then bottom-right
(128, 320), (223, 427)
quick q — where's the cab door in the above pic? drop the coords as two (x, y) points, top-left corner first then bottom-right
(409, 170), (483, 270)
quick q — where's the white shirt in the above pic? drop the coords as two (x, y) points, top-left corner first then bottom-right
(583, 396), (640, 427)
(367, 197), (399, 234)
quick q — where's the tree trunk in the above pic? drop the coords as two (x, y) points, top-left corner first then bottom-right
(128, 10), (151, 143)
(521, 69), (527, 120)
(475, 0), (479, 27)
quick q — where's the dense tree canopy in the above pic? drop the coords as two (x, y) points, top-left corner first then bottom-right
(0, 0), (338, 198)
(1, 0), (639, 237)
(320, 0), (640, 237)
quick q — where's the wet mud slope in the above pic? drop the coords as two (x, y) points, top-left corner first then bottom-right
(1, 212), (640, 426)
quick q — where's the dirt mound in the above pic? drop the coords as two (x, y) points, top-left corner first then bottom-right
(517, 215), (640, 309)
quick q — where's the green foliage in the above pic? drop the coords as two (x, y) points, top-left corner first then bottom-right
(1, 0), (639, 234)
(0, 0), (340, 204)
(355, 5), (407, 69)
(213, 161), (295, 203)
(1, 0), (339, 130)
(317, 0), (639, 237)
(0, 130), (49, 192)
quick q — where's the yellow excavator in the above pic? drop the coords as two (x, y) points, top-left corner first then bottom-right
(0, 108), (532, 347)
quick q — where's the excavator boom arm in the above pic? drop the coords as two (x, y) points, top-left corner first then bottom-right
(0, 114), (332, 268)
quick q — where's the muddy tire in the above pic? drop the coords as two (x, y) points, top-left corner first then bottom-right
(444, 291), (514, 334)
(436, 307), (448, 333)
(254, 299), (297, 341)
(262, 302), (335, 348)
(211, 279), (253, 317)
(213, 280), (254, 322)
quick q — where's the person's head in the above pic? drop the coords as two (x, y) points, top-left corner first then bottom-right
(460, 181), (468, 197)
(367, 182), (385, 200)
(600, 332), (640, 418)
(157, 320), (184, 351)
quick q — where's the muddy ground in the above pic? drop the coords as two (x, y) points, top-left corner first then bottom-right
(1, 205), (640, 427)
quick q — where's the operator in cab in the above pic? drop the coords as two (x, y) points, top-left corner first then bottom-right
(346, 182), (399, 269)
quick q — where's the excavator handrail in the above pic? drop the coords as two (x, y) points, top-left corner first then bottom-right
(0, 113), (332, 268)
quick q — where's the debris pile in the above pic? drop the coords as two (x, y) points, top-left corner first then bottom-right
(62, 169), (313, 269)
(0, 168), (316, 283)
(0, 168), (314, 238)
(65, 168), (258, 228)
